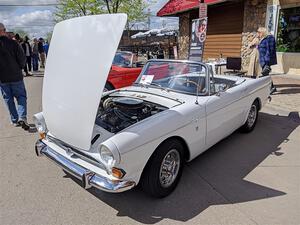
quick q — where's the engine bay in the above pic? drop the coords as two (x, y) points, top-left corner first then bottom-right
(95, 96), (167, 133)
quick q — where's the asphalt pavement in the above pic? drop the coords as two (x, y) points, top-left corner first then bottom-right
(0, 75), (299, 225)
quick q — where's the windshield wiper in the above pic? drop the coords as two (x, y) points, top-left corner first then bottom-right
(148, 82), (161, 87)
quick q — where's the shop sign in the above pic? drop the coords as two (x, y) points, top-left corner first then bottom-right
(189, 18), (208, 61)
(265, 4), (280, 36)
(199, 3), (207, 18)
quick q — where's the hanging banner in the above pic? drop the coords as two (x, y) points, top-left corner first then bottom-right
(189, 17), (207, 61)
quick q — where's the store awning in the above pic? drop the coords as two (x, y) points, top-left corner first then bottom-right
(131, 28), (178, 39)
(157, 0), (226, 16)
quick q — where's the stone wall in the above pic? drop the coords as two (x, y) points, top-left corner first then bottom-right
(241, 0), (268, 69)
(178, 12), (190, 59)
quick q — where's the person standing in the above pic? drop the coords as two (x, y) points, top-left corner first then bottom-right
(43, 40), (49, 57)
(0, 23), (30, 130)
(247, 33), (261, 78)
(21, 36), (32, 76)
(38, 38), (46, 68)
(32, 38), (39, 71)
(257, 27), (277, 76)
(257, 27), (277, 93)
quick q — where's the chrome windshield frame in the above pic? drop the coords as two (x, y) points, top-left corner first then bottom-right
(137, 59), (211, 97)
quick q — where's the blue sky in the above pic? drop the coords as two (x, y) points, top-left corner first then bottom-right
(0, 0), (178, 38)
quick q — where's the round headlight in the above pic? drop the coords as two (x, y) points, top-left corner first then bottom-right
(35, 121), (46, 133)
(99, 145), (115, 166)
(33, 112), (47, 134)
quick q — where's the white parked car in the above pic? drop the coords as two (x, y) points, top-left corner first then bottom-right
(34, 14), (272, 198)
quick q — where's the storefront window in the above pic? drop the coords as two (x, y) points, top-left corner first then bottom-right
(277, 7), (300, 52)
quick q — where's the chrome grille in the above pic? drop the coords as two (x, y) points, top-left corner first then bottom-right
(46, 135), (106, 170)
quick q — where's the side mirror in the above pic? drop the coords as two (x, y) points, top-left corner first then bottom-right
(216, 84), (227, 96)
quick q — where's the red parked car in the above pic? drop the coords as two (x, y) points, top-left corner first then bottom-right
(104, 51), (144, 91)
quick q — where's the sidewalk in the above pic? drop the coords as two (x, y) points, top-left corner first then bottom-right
(270, 74), (300, 113)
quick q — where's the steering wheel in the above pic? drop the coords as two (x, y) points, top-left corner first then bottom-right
(169, 77), (203, 93)
(182, 80), (202, 89)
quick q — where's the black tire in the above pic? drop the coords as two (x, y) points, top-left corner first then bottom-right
(141, 139), (184, 198)
(240, 100), (259, 133)
(104, 82), (114, 92)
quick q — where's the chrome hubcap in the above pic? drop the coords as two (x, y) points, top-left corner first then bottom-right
(159, 149), (180, 188)
(247, 104), (257, 127)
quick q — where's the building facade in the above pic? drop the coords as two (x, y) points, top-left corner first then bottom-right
(157, 0), (300, 74)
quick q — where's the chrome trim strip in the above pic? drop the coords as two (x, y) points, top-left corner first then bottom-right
(35, 140), (135, 193)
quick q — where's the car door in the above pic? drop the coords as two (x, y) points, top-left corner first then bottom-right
(205, 85), (246, 148)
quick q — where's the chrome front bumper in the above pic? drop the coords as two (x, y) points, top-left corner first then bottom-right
(35, 140), (135, 193)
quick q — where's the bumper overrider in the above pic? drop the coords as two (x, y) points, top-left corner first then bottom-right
(35, 139), (136, 193)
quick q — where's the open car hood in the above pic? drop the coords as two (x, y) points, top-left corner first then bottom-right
(42, 14), (127, 150)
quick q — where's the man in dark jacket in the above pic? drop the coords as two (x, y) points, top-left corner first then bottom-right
(257, 27), (277, 76)
(38, 38), (46, 68)
(21, 36), (32, 76)
(0, 23), (30, 130)
(257, 27), (277, 93)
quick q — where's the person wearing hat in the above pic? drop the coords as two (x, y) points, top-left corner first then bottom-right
(0, 22), (30, 130)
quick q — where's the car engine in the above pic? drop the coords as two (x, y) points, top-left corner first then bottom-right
(95, 97), (167, 133)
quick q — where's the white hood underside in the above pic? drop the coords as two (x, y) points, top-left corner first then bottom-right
(42, 14), (127, 150)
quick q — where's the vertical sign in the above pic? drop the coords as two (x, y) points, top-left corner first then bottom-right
(173, 46), (178, 59)
(189, 17), (208, 61)
(189, 2), (207, 61)
(265, 4), (279, 37)
(199, 3), (207, 18)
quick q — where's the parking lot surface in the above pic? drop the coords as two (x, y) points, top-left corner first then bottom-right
(0, 75), (299, 225)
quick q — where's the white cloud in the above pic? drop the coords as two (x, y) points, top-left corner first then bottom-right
(0, 0), (177, 38)
(0, 0), (58, 4)
(1, 10), (54, 38)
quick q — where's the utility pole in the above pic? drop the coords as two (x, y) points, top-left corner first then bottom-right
(147, 8), (151, 30)
(162, 19), (166, 28)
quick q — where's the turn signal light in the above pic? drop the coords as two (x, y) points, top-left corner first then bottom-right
(112, 167), (126, 179)
(39, 132), (46, 139)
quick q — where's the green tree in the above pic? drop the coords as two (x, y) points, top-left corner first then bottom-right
(119, 0), (149, 30)
(55, 0), (105, 21)
(46, 31), (53, 43)
(55, 0), (149, 27)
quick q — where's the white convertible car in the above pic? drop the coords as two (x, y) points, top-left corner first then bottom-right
(34, 14), (271, 198)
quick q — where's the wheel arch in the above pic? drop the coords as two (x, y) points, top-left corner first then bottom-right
(140, 136), (190, 178)
(253, 97), (261, 111)
(159, 136), (190, 161)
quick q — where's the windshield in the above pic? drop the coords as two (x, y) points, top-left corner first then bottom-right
(135, 61), (207, 95)
(112, 52), (133, 67)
